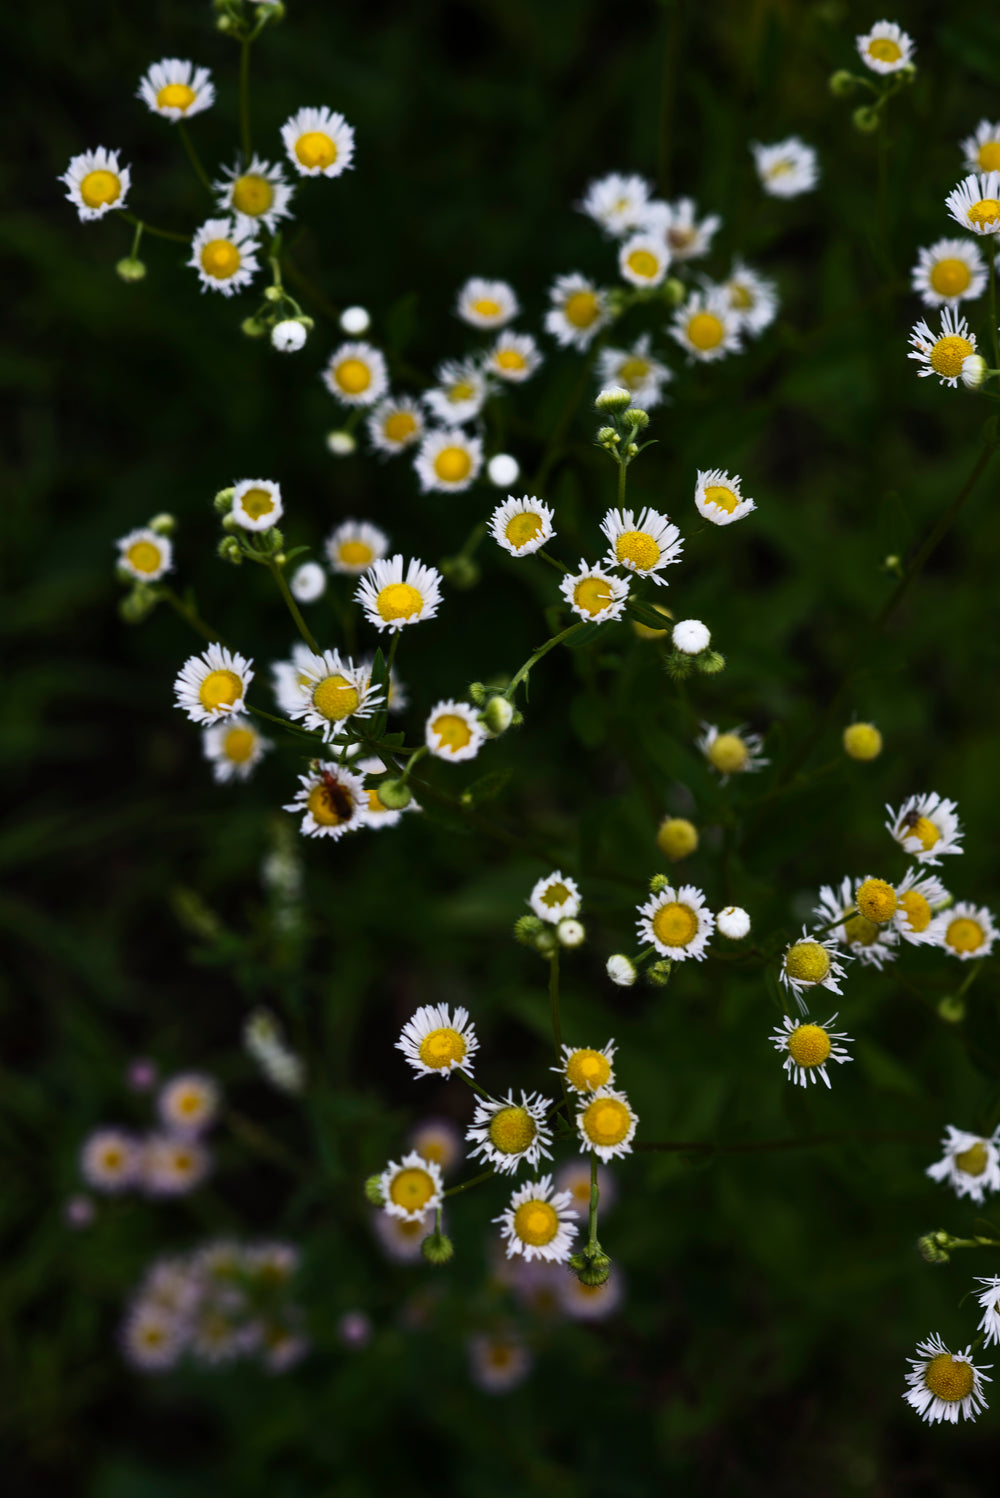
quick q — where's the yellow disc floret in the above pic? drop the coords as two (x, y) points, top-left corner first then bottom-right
(581, 1097), (631, 1148)
(856, 878), (898, 924)
(295, 131), (337, 170)
(80, 170), (121, 209)
(929, 334), (974, 378)
(784, 941), (831, 984)
(615, 530), (660, 571)
(383, 411), (416, 443)
(223, 728), (256, 763)
(126, 540), (162, 574)
(656, 817), (698, 862)
(867, 37), (902, 62)
(418, 1027), (466, 1069)
(513, 1200), (559, 1247)
(564, 291), (599, 328)
(843, 914), (880, 947)
(433, 446), (472, 483)
(787, 1024), (832, 1069)
(495, 348), (526, 372)
(431, 713), (473, 753)
(618, 357), (650, 385)
(201, 239), (240, 280)
(376, 582), (423, 622)
(157, 82), (196, 112)
(338, 540), (375, 568)
(488, 1106), (536, 1156)
(707, 733), (748, 774)
(967, 198), (1000, 230)
(955, 1141), (989, 1176)
(686, 312), (724, 351)
(231, 174), (274, 217)
(924, 1353), (975, 1402)
(565, 1049), (612, 1092)
(335, 359), (371, 395)
(573, 576), (615, 616)
(898, 890), (932, 934)
(900, 814), (940, 851)
(389, 1167), (436, 1213)
(472, 297), (500, 318)
(929, 258), (972, 298)
(505, 513), (543, 549)
(946, 917), (985, 954)
(238, 486), (276, 522)
(703, 485), (739, 513)
(626, 249), (659, 279)
(541, 882), (571, 909)
(842, 722), (882, 761)
(199, 669), (242, 712)
(313, 674), (360, 722)
(652, 901), (699, 948)
(978, 142), (1000, 171)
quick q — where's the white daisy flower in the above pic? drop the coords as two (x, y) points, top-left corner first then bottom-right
(530, 871), (581, 923)
(579, 172), (652, 236)
(286, 649), (384, 739)
(482, 332), (542, 383)
(396, 1003), (479, 1079)
(495, 1175), (579, 1263)
(202, 715), (271, 783)
(857, 20), (915, 74)
(424, 359), (489, 425)
(693, 467), (757, 525)
(468, 1332), (533, 1394)
(618, 234), (670, 288)
(371, 1206), (431, 1261)
(157, 1073), (220, 1135)
(116, 527), (172, 582)
(380, 1150), (444, 1222)
(696, 722), (768, 779)
(290, 562), (326, 603)
(911, 238), (987, 308)
(366, 396), (424, 454)
(596, 335), (673, 408)
(721, 258), (779, 334)
(141, 1134), (212, 1196)
(280, 106), (354, 177)
(779, 928), (849, 1013)
(636, 883), (714, 961)
(670, 290), (742, 363)
(893, 867), (948, 946)
(927, 1125), (1000, 1202)
(322, 341), (389, 407)
(80, 1128), (141, 1192)
(489, 495), (555, 557)
(413, 428), (484, 493)
(576, 1087), (638, 1162)
(908, 307), (978, 387)
(270, 641), (316, 717)
(961, 121), (1000, 175)
(812, 876), (899, 969)
(466, 1091), (554, 1176)
(770, 1013), (853, 1089)
(932, 901), (997, 961)
(356, 554), (443, 632)
(213, 155), (293, 236)
(559, 560), (629, 623)
(903, 1335), (990, 1424)
(408, 1117), (463, 1173)
(138, 58), (214, 121)
(552, 1041), (617, 1095)
(324, 518), (390, 575)
(946, 171), (1000, 235)
(885, 791), (963, 864)
(189, 217), (259, 297)
(121, 1302), (187, 1371)
(975, 1276), (1000, 1347)
(230, 477), (283, 532)
(455, 277), (519, 328)
(600, 506), (683, 585)
(174, 644), (253, 726)
(59, 147), (131, 222)
(643, 197), (720, 261)
(544, 273), (610, 350)
(425, 699), (486, 762)
(283, 763), (371, 840)
(751, 138), (819, 198)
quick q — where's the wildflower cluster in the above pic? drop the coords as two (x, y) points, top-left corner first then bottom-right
(78, 1070), (219, 1202)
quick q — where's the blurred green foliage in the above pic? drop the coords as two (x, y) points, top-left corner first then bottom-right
(5, 0), (1000, 1492)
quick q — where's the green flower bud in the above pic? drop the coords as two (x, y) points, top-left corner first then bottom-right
(514, 915), (545, 947)
(595, 387), (631, 412)
(261, 527), (285, 554)
(377, 779), (412, 811)
(917, 1233), (950, 1265)
(421, 1230), (454, 1265)
(218, 536), (243, 566)
(438, 555), (480, 590)
(853, 105), (880, 134)
(897, 61), (917, 83)
(535, 928), (559, 958)
(119, 587), (157, 624)
(647, 960), (673, 988)
(568, 1246), (611, 1286)
(664, 650), (694, 680)
(649, 873), (671, 894)
(482, 695), (514, 736)
(938, 995), (965, 1024)
(115, 256), (147, 283)
(663, 277), (685, 306)
(828, 69), (857, 97)
(213, 487), (235, 514)
(241, 315), (267, 337)
(696, 650), (726, 675)
(364, 1174), (385, 1207)
(468, 682), (488, 706)
(148, 513), (176, 536)
(264, 285), (283, 303)
(623, 408), (649, 429)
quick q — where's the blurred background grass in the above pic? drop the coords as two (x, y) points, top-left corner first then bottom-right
(5, 0), (1000, 1492)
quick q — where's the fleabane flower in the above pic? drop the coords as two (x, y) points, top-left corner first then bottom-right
(466, 1091), (554, 1176)
(214, 155), (293, 236)
(455, 277), (519, 328)
(927, 1125), (1000, 1202)
(961, 121), (1000, 175)
(495, 1176), (579, 1264)
(80, 1128), (141, 1192)
(908, 307), (978, 387)
(203, 715), (271, 783)
(544, 273), (610, 350)
(356, 555), (443, 632)
(174, 645), (253, 726)
(283, 763), (371, 840)
(141, 1134), (212, 1196)
(552, 1041), (617, 1095)
(885, 791), (963, 864)
(637, 883), (714, 961)
(618, 234), (670, 289)
(975, 1277), (1000, 1347)
(288, 648), (383, 739)
(189, 217), (259, 297)
(600, 506), (682, 585)
(946, 171), (1000, 236)
(576, 1087), (638, 1162)
(483, 332), (543, 383)
(670, 290), (741, 363)
(396, 1003), (479, 1079)
(322, 342), (389, 407)
(560, 561), (629, 624)
(366, 396), (424, 455)
(751, 138), (819, 198)
(530, 872), (581, 923)
(425, 699), (486, 762)
(643, 197), (720, 261)
(721, 259), (779, 334)
(158, 1074), (220, 1135)
(408, 1117), (463, 1173)
(578, 172), (652, 237)
(694, 467), (757, 525)
(697, 722), (768, 780)
(489, 495), (554, 557)
(468, 1332), (533, 1394)
(857, 21), (915, 74)
(903, 1335), (990, 1425)
(779, 928), (848, 1012)
(116, 527), (172, 582)
(911, 238), (986, 308)
(770, 1013), (853, 1089)
(138, 58), (215, 121)
(812, 876), (898, 969)
(379, 1151), (444, 1222)
(596, 336), (673, 408)
(281, 106), (354, 177)
(231, 478), (283, 531)
(325, 518), (390, 575)
(60, 147), (131, 222)
(413, 429), (484, 493)
(893, 867), (948, 946)
(424, 359), (489, 425)
(932, 901), (997, 961)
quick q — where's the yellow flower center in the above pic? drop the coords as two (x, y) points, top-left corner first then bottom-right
(707, 732), (748, 773)
(417, 1137), (446, 1164)
(955, 1141), (989, 1176)
(231, 173), (274, 217)
(157, 82), (197, 111)
(472, 297), (501, 318)
(313, 674), (360, 722)
(565, 1048), (611, 1091)
(929, 258), (972, 297)
(967, 198), (1000, 229)
(101, 1148), (124, 1170)
(784, 941), (831, 984)
(978, 142), (1000, 171)
(383, 411), (417, 443)
(703, 484), (739, 514)
(488, 1106), (536, 1155)
(652, 901), (699, 947)
(618, 357), (650, 385)
(126, 540), (162, 574)
(448, 382), (476, 403)
(729, 282), (753, 310)
(306, 780), (354, 827)
(486, 1343), (514, 1369)
(898, 890), (932, 933)
(947, 917), (985, 954)
(573, 576), (615, 616)
(582, 1097), (631, 1147)
(787, 1024), (832, 1068)
(867, 37), (902, 62)
(433, 446), (472, 483)
(201, 239), (241, 280)
(176, 1091), (202, 1116)
(506, 512), (543, 549)
(843, 914), (880, 947)
(615, 530), (660, 570)
(900, 814), (940, 850)
(687, 312), (724, 350)
(513, 1200), (559, 1247)
(540, 881), (571, 909)
(564, 290), (599, 328)
(843, 722), (882, 760)
(856, 878), (897, 924)
(388, 1167), (436, 1212)
(238, 486), (276, 522)
(80, 170), (121, 209)
(930, 334), (975, 377)
(626, 249), (659, 279)
(295, 131), (338, 169)
(199, 668), (242, 712)
(495, 348), (527, 371)
(223, 727), (256, 763)
(924, 1353), (975, 1402)
(656, 817), (698, 861)
(335, 358), (371, 395)
(376, 582), (423, 622)
(668, 226), (696, 248)
(417, 1027), (466, 1068)
(432, 712), (474, 753)
(366, 788), (388, 814)
(338, 539), (375, 568)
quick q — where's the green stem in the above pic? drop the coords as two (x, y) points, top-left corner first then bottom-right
(128, 219), (144, 260)
(239, 40), (253, 160)
(617, 457), (627, 506)
(118, 211), (188, 244)
(457, 1068), (493, 1102)
(504, 621), (590, 700)
(586, 1152), (599, 1251)
(444, 1167), (494, 1198)
(158, 585), (225, 645)
(267, 559), (319, 653)
(177, 121), (214, 194)
(536, 549), (569, 575)
(245, 703), (323, 742)
(401, 745), (428, 784)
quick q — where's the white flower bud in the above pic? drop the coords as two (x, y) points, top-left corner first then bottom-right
(672, 619), (711, 655)
(290, 562), (327, 603)
(962, 354), (988, 389)
(557, 918), (585, 948)
(482, 695), (514, 735)
(717, 905), (751, 939)
(326, 430), (357, 456)
(340, 305), (371, 335)
(606, 954), (636, 987)
(487, 453), (520, 487)
(272, 319), (307, 353)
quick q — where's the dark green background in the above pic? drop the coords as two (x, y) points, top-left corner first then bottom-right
(5, 0), (1000, 1492)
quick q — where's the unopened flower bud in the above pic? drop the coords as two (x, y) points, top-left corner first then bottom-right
(218, 536), (243, 566)
(119, 587), (157, 624)
(377, 779), (412, 810)
(938, 995), (965, 1024)
(623, 408), (649, 429)
(326, 430), (357, 456)
(595, 386), (631, 412)
(514, 914), (545, 947)
(290, 562), (326, 603)
(649, 873), (671, 894)
(241, 316), (267, 338)
(557, 918), (585, 948)
(606, 954), (636, 987)
(213, 487), (235, 514)
(828, 69), (857, 97)
(657, 818), (698, 862)
(569, 1247), (611, 1285)
(482, 695), (514, 736)
(272, 318), (308, 353)
(468, 682), (488, 706)
(487, 453), (519, 487)
(664, 650), (693, 680)
(439, 555), (480, 590)
(962, 354), (988, 389)
(853, 105), (880, 133)
(148, 513), (176, 536)
(364, 1174), (385, 1206)
(843, 722), (882, 761)
(596, 426), (619, 445)
(421, 1230), (454, 1265)
(663, 277), (685, 306)
(672, 618), (710, 655)
(264, 285), (283, 303)
(340, 305), (371, 335)
(917, 1232), (950, 1264)
(717, 905), (751, 939)
(647, 960), (672, 987)
(696, 650), (726, 675)
(115, 256), (147, 283)
(535, 928), (559, 958)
